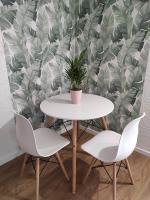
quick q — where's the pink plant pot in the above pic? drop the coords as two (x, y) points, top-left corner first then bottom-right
(70, 90), (82, 104)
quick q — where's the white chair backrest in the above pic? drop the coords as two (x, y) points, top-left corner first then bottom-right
(15, 113), (38, 156)
(115, 113), (145, 162)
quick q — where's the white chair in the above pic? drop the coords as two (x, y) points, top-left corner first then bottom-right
(15, 113), (70, 200)
(81, 113), (145, 200)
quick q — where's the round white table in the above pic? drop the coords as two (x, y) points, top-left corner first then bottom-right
(40, 93), (114, 193)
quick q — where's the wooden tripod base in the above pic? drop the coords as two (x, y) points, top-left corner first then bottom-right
(83, 158), (134, 200)
(20, 152), (69, 200)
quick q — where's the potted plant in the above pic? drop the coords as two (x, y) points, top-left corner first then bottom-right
(64, 49), (87, 104)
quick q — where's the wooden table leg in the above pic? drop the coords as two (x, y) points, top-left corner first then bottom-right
(113, 162), (117, 200)
(77, 121), (80, 135)
(72, 120), (77, 194)
(100, 116), (108, 130)
(46, 116), (55, 128)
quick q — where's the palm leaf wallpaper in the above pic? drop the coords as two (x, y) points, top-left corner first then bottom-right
(0, 0), (150, 131)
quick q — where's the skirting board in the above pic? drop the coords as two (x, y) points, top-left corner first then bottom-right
(135, 147), (150, 157)
(0, 150), (23, 166)
(136, 134), (150, 157)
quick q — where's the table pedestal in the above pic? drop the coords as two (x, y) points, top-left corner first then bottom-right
(72, 120), (77, 194)
(100, 117), (108, 130)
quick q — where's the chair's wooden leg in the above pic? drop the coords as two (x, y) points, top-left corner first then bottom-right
(113, 162), (117, 200)
(36, 158), (40, 200)
(100, 117), (108, 130)
(55, 152), (70, 181)
(83, 158), (97, 184)
(125, 159), (134, 185)
(20, 154), (29, 177)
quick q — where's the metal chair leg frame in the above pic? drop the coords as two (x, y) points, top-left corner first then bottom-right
(101, 162), (113, 182)
(86, 159), (134, 185)
(62, 121), (72, 142)
(28, 155), (59, 176)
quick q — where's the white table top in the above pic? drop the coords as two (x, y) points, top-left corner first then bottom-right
(40, 93), (114, 121)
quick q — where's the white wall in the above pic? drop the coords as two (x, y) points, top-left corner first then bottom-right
(0, 32), (22, 166)
(136, 51), (150, 156)
(0, 32), (13, 127)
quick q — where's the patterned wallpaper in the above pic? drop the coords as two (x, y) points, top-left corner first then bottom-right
(0, 0), (150, 131)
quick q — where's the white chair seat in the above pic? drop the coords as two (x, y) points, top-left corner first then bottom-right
(81, 130), (121, 162)
(34, 128), (70, 157)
